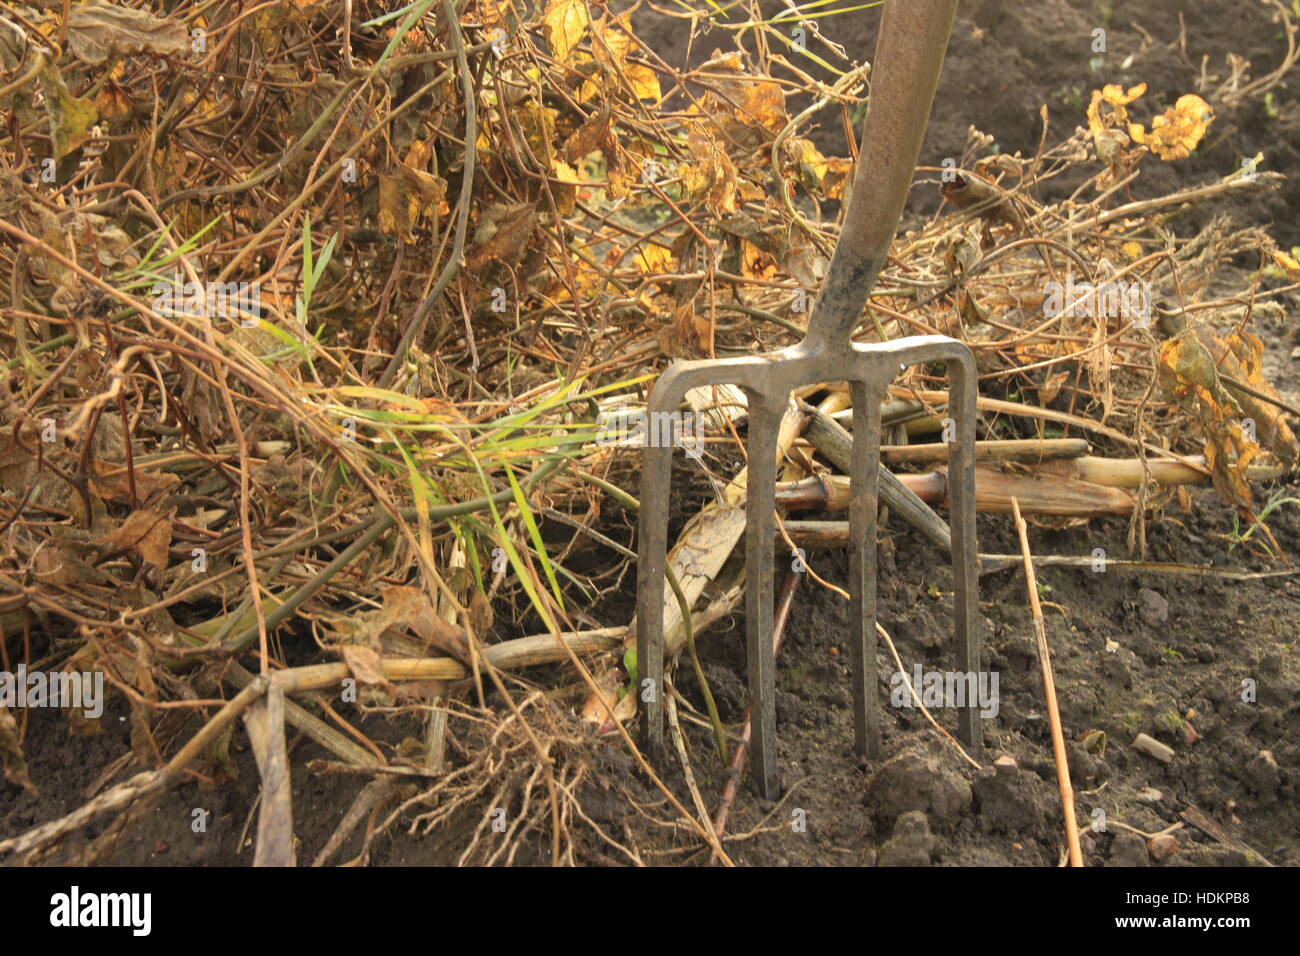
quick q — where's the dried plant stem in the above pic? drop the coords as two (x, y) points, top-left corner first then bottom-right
(1011, 497), (1083, 867)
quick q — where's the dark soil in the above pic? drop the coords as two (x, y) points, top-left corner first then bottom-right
(4, 0), (1299, 867)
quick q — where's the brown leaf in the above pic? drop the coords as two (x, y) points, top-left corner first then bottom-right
(467, 590), (494, 637)
(565, 106), (611, 163)
(468, 202), (537, 274)
(340, 645), (395, 693)
(100, 508), (174, 568)
(380, 586), (472, 665)
(1038, 370), (1070, 405)
(693, 50), (786, 147)
(89, 459), (179, 502)
(34, 545), (85, 587)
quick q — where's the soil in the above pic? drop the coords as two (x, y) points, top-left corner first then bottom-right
(3, 0), (1299, 867)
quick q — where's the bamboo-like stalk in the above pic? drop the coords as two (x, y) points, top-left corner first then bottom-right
(270, 629), (623, 693)
(879, 437), (1089, 466)
(803, 405), (955, 552)
(777, 467), (1135, 516)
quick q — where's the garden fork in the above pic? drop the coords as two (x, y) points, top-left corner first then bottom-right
(637, 0), (980, 799)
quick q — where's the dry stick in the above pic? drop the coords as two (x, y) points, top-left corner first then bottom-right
(244, 681), (295, 866)
(709, 570), (801, 864)
(667, 694), (721, 852)
(898, 389), (1206, 468)
(773, 521), (1300, 581)
(1010, 497), (1083, 868)
(227, 664), (382, 768)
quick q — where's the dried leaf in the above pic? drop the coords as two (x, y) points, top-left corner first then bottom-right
(468, 201), (537, 273)
(1086, 83), (1147, 140)
(100, 508), (174, 568)
(67, 1), (190, 65)
(89, 459), (179, 502)
(40, 67), (98, 159)
(635, 242), (673, 274)
(565, 106), (611, 162)
(821, 157), (854, 200)
(624, 63), (661, 102)
(693, 50), (786, 147)
(340, 644), (395, 692)
(379, 586), (472, 664)
(680, 129), (737, 215)
(590, 13), (631, 66)
(543, 0), (589, 62)
(1038, 370), (1070, 404)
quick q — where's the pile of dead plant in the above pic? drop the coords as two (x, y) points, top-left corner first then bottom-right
(2, 0), (1299, 864)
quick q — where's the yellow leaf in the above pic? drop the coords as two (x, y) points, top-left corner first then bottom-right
(543, 0), (589, 62)
(552, 158), (582, 183)
(1086, 82), (1146, 138)
(681, 129), (737, 214)
(1131, 94), (1213, 161)
(741, 240), (778, 280)
(1272, 249), (1300, 275)
(693, 50), (786, 145)
(40, 67), (99, 159)
(787, 137), (829, 191)
(590, 14), (632, 65)
(1103, 83), (1148, 107)
(1121, 241), (1142, 260)
(821, 157), (854, 200)
(636, 243), (673, 273)
(551, 158), (582, 214)
(624, 62), (661, 102)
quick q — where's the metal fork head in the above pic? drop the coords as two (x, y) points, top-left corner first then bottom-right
(636, 335), (981, 800)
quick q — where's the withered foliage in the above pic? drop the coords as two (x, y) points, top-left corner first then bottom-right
(0, 0), (1297, 862)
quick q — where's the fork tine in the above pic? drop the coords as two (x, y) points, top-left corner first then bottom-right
(946, 352), (983, 751)
(848, 380), (886, 760)
(744, 392), (782, 800)
(637, 405), (676, 758)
